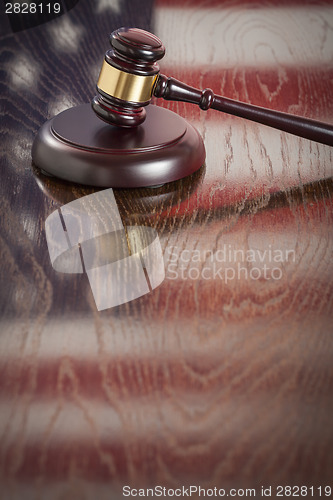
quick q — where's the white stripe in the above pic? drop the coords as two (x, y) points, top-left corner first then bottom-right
(194, 117), (333, 185)
(154, 6), (333, 68)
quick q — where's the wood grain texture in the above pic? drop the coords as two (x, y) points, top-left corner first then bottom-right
(0, 1), (333, 499)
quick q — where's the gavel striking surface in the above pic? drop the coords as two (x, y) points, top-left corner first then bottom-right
(32, 104), (205, 187)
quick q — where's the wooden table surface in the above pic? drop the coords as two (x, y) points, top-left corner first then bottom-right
(1, 1), (333, 499)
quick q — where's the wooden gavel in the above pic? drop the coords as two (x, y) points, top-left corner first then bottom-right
(92, 27), (333, 146)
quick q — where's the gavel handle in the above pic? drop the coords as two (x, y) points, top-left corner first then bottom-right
(154, 74), (333, 147)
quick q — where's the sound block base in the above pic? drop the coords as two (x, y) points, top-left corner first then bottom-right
(32, 104), (205, 188)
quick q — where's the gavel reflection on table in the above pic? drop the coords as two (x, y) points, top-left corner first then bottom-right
(32, 27), (333, 188)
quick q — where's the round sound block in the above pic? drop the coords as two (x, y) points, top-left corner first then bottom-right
(32, 104), (205, 188)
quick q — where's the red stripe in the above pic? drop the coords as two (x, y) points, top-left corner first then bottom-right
(154, 67), (333, 120)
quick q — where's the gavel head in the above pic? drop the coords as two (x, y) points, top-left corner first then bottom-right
(92, 27), (165, 127)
